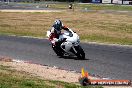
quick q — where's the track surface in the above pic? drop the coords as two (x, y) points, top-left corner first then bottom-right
(0, 2), (57, 10)
(0, 35), (132, 80)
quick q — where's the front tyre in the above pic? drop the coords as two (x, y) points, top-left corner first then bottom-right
(52, 44), (64, 57)
(75, 45), (85, 59)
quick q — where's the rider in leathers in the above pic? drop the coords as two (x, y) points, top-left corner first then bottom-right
(49, 19), (69, 56)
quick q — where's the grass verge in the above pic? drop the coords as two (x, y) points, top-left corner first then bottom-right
(0, 11), (132, 45)
(47, 3), (132, 11)
(0, 64), (103, 88)
(4, 2), (132, 11)
(80, 34), (132, 45)
(79, 4), (132, 11)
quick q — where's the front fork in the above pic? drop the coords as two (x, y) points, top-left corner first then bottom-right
(70, 45), (79, 55)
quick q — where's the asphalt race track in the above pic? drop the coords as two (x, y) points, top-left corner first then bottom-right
(0, 35), (132, 80)
(0, 2), (55, 10)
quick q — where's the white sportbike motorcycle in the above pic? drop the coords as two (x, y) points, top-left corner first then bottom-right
(46, 28), (85, 59)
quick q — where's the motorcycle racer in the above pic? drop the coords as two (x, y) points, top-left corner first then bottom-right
(49, 19), (69, 56)
(49, 19), (69, 43)
(46, 20), (85, 59)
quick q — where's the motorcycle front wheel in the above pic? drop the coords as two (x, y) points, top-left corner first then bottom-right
(52, 44), (64, 57)
(75, 45), (85, 59)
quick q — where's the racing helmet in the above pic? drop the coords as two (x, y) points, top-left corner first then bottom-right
(53, 19), (63, 31)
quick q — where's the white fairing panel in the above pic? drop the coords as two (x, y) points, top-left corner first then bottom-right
(59, 29), (79, 44)
(61, 42), (73, 52)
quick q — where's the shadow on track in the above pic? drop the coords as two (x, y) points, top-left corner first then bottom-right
(58, 55), (89, 60)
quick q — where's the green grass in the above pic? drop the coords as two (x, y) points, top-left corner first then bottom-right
(80, 34), (132, 45)
(79, 4), (132, 11)
(0, 11), (132, 45)
(49, 3), (71, 9)
(46, 3), (132, 11)
(0, 65), (103, 88)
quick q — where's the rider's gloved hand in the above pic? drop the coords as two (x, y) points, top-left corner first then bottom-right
(59, 38), (66, 43)
(53, 38), (59, 42)
(62, 26), (69, 30)
(62, 38), (67, 42)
